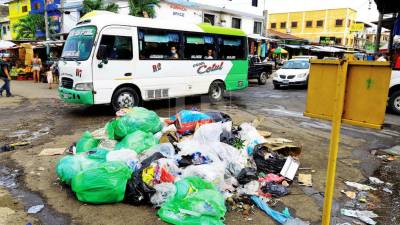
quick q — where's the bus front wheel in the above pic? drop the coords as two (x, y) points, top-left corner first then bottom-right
(111, 87), (140, 112)
(208, 81), (224, 103)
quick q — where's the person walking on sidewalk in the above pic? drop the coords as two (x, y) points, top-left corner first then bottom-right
(32, 54), (42, 83)
(0, 57), (12, 97)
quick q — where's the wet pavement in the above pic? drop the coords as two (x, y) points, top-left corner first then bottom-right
(0, 79), (399, 225)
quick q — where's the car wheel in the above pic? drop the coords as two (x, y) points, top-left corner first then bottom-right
(273, 84), (280, 89)
(258, 72), (268, 85)
(208, 81), (224, 103)
(389, 90), (400, 115)
(111, 87), (140, 112)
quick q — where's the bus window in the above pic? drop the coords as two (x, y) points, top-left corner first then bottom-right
(139, 29), (181, 59)
(218, 36), (245, 60)
(183, 34), (215, 60)
(97, 35), (133, 60)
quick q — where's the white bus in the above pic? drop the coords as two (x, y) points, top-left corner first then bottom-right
(58, 11), (249, 111)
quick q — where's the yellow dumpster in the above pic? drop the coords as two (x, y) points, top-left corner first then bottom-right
(304, 60), (391, 129)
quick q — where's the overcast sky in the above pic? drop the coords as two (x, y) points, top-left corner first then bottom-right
(265, 0), (380, 22)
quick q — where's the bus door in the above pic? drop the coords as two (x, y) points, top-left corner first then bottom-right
(92, 26), (136, 104)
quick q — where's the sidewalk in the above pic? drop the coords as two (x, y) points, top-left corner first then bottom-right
(8, 80), (58, 99)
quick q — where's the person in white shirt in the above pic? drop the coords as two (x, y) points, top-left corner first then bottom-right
(204, 49), (214, 59)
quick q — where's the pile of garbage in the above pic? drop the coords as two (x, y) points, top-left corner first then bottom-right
(55, 107), (307, 224)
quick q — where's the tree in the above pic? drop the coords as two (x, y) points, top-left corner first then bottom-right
(13, 14), (45, 40)
(128, 0), (160, 18)
(81, 0), (119, 15)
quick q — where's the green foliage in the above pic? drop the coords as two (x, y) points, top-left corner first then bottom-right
(13, 14), (44, 40)
(128, 0), (160, 18)
(81, 0), (119, 15)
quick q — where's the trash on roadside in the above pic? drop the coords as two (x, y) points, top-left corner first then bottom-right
(298, 174), (312, 187)
(368, 177), (384, 185)
(39, 148), (65, 156)
(340, 208), (378, 225)
(345, 181), (377, 191)
(54, 107), (308, 223)
(27, 204), (44, 214)
(383, 187), (393, 194)
(0, 141), (30, 153)
(280, 156), (300, 180)
(341, 190), (356, 199)
(284, 218), (310, 225)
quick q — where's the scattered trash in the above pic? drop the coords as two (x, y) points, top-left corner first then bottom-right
(0, 142), (30, 153)
(340, 209), (378, 225)
(298, 174), (312, 187)
(341, 190), (356, 199)
(368, 177), (384, 185)
(38, 148), (65, 156)
(381, 145), (400, 156)
(251, 195), (292, 224)
(383, 187), (393, 194)
(280, 156), (300, 180)
(345, 181), (377, 191)
(284, 218), (310, 225)
(54, 107), (307, 223)
(27, 205), (44, 214)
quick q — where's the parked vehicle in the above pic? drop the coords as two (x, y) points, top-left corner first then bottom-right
(248, 56), (273, 85)
(58, 12), (249, 112)
(388, 70), (400, 115)
(292, 55), (317, 60)
(272, 59), (310, 89)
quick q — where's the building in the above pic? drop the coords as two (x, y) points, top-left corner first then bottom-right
(353, 21), (390, 53)
(6, 0), (31, 40)
(118, 0), (267, 36)
(268, 8), (357, 46)
(29, 0), (62, 38)
(0, 5), (12, 40)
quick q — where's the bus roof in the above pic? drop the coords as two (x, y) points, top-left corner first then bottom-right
(78, 11), (247, 37)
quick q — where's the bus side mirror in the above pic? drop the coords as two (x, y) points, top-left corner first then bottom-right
(97, 45), (109, 68)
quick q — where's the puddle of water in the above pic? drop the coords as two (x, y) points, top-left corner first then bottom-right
(7, 130), (30, 138)
(0, 164), (69, 225)
(25, 127), (50, 141)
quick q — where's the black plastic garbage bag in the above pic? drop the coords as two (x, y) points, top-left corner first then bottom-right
(237, 167), (258, 185)
(253, 144), (286, 174)
(124, 152), (165, 205)
(260, 182), (289, 197)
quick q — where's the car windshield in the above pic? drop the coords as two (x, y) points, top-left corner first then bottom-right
(282, 60), (309, 69)
(61, 26), (97, 61)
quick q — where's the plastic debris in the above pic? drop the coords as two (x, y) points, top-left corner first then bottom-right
(258, 173), (285, 183)
(158, 176), (226, 225)
(27, 205), (44, 214)
(115, 130), (159, 153)
(237, 167), (258, 185)
(341, 190), (356, 199)
(368, 177), (384, 185)
(39, 148), (65, 156)
(298, 174), (312, 187)
(345, 181), (377, 191)
(106, 149), (137, 163)
(165, 110), (214, 135)
(383, 187), (393, 194)
(340, 209), (378, 225)
(254, 144), (286, 174)
(284, 218), (310, 225)
(251, 195), (292, 224)
(260, 182), (289, 197)
(150, 183), (177, 207)
(76, 131), (100, 154)
(381, 145), (400, 156)
(280, 156), (300, 180)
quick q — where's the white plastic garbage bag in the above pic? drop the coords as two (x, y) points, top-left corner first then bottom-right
(177, 139), (221, 163)
(239, 123), (266, 155)
(181, 162), (225, 188)
(150, 182), (177, 207)
(106, 149), (137, 163)
(193, 122), (231, 143)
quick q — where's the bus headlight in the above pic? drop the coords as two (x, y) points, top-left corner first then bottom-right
(75, 83), (93, 91)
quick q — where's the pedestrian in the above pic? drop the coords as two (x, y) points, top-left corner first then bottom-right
(32, 53), (42, 83)
(46, 65), (54, 89)
(0, 57), (12, 97)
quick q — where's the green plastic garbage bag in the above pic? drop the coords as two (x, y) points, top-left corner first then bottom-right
(71, 161), (132, 204)
(106, 107), (163, 140)
(157, 176), (227, 225)
(115, 130), (158, 154)
(76, 131), (101, 153)
(55, 151), (106, 185)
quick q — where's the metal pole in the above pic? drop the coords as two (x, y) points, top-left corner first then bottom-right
(321, 60), (348, 225)
(388, 13), (397, 59)
(44, 0), (49, 41)
(375, 13), (383, 54)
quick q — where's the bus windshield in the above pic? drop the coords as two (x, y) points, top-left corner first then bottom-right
(62, 26), (97, 61)
(282, 60), (310, 69)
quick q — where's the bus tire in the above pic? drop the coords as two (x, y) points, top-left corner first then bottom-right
(208, 81), (224, 103)
(258, 72), (268, 85)
(388, 90), (400, 115)
(111, 87), (140, 112)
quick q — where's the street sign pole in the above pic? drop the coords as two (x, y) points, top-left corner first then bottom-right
(321, 60), (348, 225)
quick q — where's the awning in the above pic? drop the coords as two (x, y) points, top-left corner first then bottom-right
(248, 34), (268, 41)
(310, 46), (345, 53)
(0, 40), (16, 50)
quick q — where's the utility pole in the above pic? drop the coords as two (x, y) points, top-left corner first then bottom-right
(374, 13), (383, 54)
(44, 0), (50, 41)
(60, 0), (64, 40)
